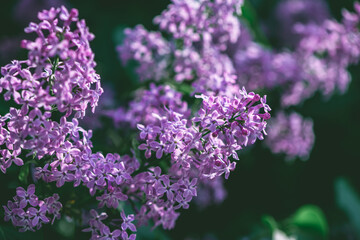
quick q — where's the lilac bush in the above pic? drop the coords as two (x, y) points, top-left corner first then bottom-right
(1, 0), (360, 239)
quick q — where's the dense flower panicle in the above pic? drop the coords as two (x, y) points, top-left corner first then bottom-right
(281, 3), (360, 106)
(265, 112), (315, 160)
(0, 6), (102, 118)
(138, 87), (271, 180)
(127, 167), (197, 230)
(231, 3), (360, 107)
(0, 106), (93, 174)
(154, 0), (243, 48)
(106, 83), (190, 128)
(117, 25), (171, 82)
(3, 184), (62, 232)
(192, 72), (239, 97)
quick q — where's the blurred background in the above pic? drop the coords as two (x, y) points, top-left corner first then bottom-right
(0, 0), (360, 239)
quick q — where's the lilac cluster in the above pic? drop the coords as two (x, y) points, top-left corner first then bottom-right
(117, 0), (242, 96)
(106, 83), (190, 128)
(138, 88), (270, 180)
(235, 2), (360, 107)
(3, 184), (62, 232)
(117, 25), (170, 82)
(83, 210), (136, 240)
(154, 0), (243, 48)
(130, 167), (197, 230)
(0, 5), (113, 235)
(118, 0), (360, 108)
(282, 2), (360, 106)
(0, 104), (96, 174)
(0, 6), (102, 118)
(265, 112), (315, 160)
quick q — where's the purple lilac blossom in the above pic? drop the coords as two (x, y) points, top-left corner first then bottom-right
(138, 87), (271, 180)
(0, 6), (103, 118)
(117, 25), (171, 82)
(265, 112), (315, 160)
(154, 0), (243, 49)
(281, 3), (360, 106)
(232, 3), (360, 107)
(116, 0), (243, 97)
(3, 184), (62, 232)
(105, 83), (190, 128)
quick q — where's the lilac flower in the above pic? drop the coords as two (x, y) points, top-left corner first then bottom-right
(120, 211), (136, 232)
(96, 188), (128, 209)
(15, 184), (38, 208)
(105, 84), (190, 128)
(265, 112), (315, 160)
(0, 6), (103, 118)
(3, 185), (62, 231)
(138, 86), (271, 182)
(117, 25), (170, 82)
(154, 0), (243, 48)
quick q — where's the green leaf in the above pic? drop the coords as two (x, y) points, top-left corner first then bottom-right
(55, 218), (75, 238)
(0, 226), (6, 240)
(291, 205), (328, 238)
(335, 177), (360, 237)
(132, 137), (142, 164)
(240, 0), (270, 46)
(177, 83), (194, 95)
(18, 164), (29, 185)
(262, 215), (278, 234)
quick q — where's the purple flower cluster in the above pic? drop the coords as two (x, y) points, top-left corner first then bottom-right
(106, 83), (190, 128)
(0, 106), (94, 174)
(234, 2), (360, 107)
(265, 112), (315, 160)
(0, 6), (102, 118)
(154, 0), (243, 48)
(283, 2), (360, 106)
(233, 7), (360, 107)
(3, 184), (62, 232)
(138, 88), (270, 179)
(83, 210), (136, 240)
(130, 167), (196, 229)
(117, 0), (242, 96)
(117, 25), (170, 82)
(118, 1), (360, 108)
